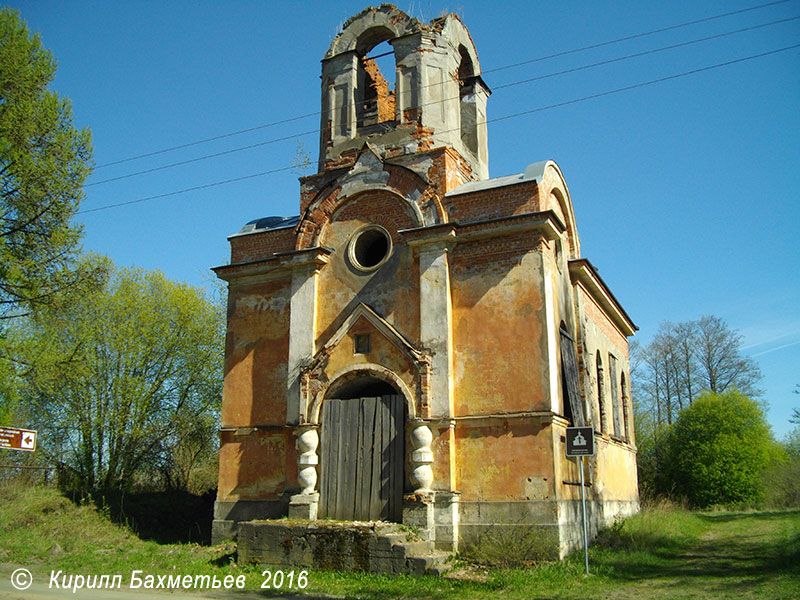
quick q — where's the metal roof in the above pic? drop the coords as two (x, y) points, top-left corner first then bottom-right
(233, 215), (300, 237)
(445, 160), (548, 197)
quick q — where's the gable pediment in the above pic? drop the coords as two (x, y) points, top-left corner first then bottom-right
(316, 303), (424, 364)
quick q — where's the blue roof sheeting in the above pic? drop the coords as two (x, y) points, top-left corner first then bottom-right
(235, 215), (300, 236)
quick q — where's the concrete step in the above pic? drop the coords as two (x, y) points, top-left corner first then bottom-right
(373, 532), (407, 551)
(406, 551), (454, 576)
(425, 557), (455, 577)
(391, 540), (434, 557)
(368, 528), (453, 576)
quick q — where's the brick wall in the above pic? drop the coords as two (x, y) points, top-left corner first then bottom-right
(230, 227), (296, 263)
(444, 180), (539, 224)
(330, 190), (418, 245)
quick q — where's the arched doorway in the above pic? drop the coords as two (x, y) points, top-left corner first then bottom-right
(318, 376), (405, 522)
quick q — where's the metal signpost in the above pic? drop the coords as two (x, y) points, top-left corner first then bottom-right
(0, 427), (37, 452)
(566, 426), (594, 575)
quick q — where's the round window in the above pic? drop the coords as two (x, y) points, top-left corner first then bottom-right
(349, 226), (392, 272)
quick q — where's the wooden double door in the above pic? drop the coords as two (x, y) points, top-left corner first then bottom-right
(319, 395), (405, 522)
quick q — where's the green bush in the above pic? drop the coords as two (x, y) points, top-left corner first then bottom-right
(762, 456), (800, 508)
(665, 390), (775, 507)
(763, 428), (800, 508)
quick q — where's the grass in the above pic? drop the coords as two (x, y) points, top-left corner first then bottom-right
(1, 483), (798, 599)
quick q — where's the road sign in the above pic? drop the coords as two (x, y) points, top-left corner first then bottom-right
(565, 426), (594, 457)
(0, 427), (37, 452)
(565, 425), (594, 575)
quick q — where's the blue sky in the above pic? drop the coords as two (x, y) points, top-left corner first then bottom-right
(9, 1), (799, 437)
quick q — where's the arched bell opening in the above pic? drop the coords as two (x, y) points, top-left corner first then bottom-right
(356, 36), (397, 128)
(318, 374), (406, 522)
(458, 45), (478, 156)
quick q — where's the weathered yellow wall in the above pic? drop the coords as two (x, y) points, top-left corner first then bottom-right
(222, 278), (291, 427)
(592, 437), (639, 501)
(575, 283), (634, 445)
(316, 191), (420, 348)
(320, 315), (418, 400)
(451, 234), (549, 416)
(217, 429), (296, 501)
(454, 419), (555, 501)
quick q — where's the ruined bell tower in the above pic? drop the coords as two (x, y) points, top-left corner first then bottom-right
(319, 4), (490, 179)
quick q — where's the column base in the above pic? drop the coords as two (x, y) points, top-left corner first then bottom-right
(402, 492), (435, 542)
(288, 492), (319, 520)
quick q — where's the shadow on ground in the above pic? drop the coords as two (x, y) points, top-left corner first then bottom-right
(599, 509), (800, 589)
(70, 488), (216, 545)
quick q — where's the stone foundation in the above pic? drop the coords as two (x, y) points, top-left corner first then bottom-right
(237, 521), (450, 575)
(212, 498), (289, 543)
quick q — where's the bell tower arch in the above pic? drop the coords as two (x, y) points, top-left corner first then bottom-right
(319, 4), (490, 179)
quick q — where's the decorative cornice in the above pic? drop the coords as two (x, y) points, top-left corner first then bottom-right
(213, 246), (332, 284)
(401, 211), (565, 252)
(568, 258), (637, 337)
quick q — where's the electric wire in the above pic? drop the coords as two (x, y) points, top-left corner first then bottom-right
(92, 0), (792, 170)
(492, 15), (800, 91)
(482, 0), (792, 75)
(77, 42), (800, 215)
(84, 14), (799, 189)
(78, 165), (297, 215)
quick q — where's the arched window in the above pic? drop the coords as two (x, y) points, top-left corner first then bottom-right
(357, 39), (396, 128)
(457, 45), (478, 155)
(559, 323), (584, 425)
(621, 372), (630, 443)
(596, 352), (607, 433)
(609, 353), (621, 439)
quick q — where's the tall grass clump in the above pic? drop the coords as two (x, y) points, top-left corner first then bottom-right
(0, 480), (138, 566)
(595, 498), (705, 553)
(460, 523), (560, 567)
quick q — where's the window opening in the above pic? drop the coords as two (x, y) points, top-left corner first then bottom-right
(349, 226), (392, 272)
(458, 45), (478, 155)
(559, 325), (585, 426)
(621, 372), (630, 443)
(358, 40), (396, 127)
(354, 333), (371, 355)
(609, 353), (621, 438)
(596, 352), (607, 433)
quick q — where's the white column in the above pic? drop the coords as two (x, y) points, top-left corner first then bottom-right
(409, 421), (434, 492)
(418, 242), (454, 418)
(296, 427), (319, 494)
(287, 263), (320, 425)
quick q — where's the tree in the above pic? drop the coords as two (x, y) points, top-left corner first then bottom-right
(790, 384), (799, 425)
(694, 315), (762, 397)
(632, 316), (761, 430)
(19, 266), (224, 491)
(665, 390), (775, 507)
(0, 8), (102, 323)
(1, 9), (106, 424)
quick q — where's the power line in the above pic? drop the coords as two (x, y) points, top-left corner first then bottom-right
(92, 0), (792, 170)
(493, 15), (800, 91)
(483, 0), (792, 75)
(487, 43), (800, 126)
(94, 111), (319, 170)
(77, 42), (800, 216)
(78, 165), (297, 215)
(85, 15), (798, 189)
(84, 129), (318, 187)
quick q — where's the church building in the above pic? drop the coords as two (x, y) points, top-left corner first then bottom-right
(212, 4), (639, 559)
